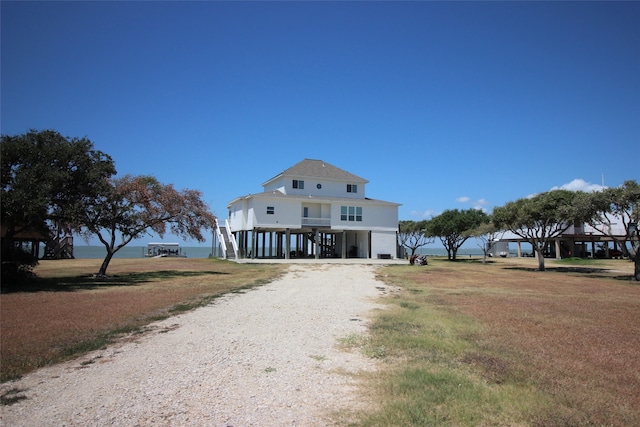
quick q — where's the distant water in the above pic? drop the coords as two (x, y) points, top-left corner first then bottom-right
(68, 245), (491, 259)
(72, 246), (214, 259)
(416, 248), (486, 257)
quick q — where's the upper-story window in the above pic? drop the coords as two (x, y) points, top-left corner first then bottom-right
(347, 184), (358, 193)
(267, 206), (275, 215)
(293, 180), (304, 189)
(341, 206), (362, 222)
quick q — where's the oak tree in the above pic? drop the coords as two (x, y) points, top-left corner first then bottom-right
(471, 220), (502, 264)
(76, 175), (216, 276)
(426, 209), (489, 260)
(575, 180), (640, 281)
(492, 190), (585, 271)
(1, 130), (115, 280)
(398, 220), (434, 257)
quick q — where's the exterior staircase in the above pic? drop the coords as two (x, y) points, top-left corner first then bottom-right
(214, 218), (238, 260)
(43, 236), (74, 259)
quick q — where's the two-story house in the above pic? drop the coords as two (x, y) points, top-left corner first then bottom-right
(221, 159), (401, 259)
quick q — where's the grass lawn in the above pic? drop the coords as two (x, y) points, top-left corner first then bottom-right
(0, 257), (286, 382)
(351, 256), (639, 426)
(2, 256), (639, 426)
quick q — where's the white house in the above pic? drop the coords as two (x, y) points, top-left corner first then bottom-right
(220, 159), (401, 260)
(498, 215), (631, 259)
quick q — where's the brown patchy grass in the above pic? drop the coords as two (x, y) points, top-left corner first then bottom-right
(0, 258), (286, 382)
(377, 257), (640, 426)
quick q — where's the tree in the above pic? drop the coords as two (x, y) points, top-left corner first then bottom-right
(398, 220), (434, 257)
(75, 175), (216, 276)
(1, 130), (115, 279)
(426, 209), (489, 260)
(575, 180), (640, 281)
(471, 220), (502, 264)
(493, 190), (585, 272)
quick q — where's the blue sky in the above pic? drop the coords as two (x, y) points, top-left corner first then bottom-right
(2, 1), (639, 247)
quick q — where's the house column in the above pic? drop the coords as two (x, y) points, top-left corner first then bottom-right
(555, 239), (561, 259)
(251, 229), (257, 259)
(517, 241), (522, 257)
(276, 232), (282, 258)
(285, 228), (290, 259)
(368, 231), (372, 259)
(342, 230), (347, 259)
(315, 229), (320, 259)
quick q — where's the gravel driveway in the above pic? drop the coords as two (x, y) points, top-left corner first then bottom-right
(1, 264), (394, 426)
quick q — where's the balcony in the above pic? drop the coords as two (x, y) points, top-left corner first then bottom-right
(301, 217), (331, 227)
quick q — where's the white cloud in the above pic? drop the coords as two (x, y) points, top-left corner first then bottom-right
(457, 197), (489, 211)
(551, 179), (606, 193)
(410, 209), (437, 219)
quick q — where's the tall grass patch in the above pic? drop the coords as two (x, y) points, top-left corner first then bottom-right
(356, 271), (548, 426)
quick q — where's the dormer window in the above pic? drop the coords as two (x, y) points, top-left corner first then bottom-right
(347, 184), (358, 193)
(293, 180), (304, 189)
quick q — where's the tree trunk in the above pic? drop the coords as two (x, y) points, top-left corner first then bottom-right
(98, 250), (115, 276)
(536, 248), (546, 271)
(634, 257), (640, 282)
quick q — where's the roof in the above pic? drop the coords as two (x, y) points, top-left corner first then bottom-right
(1, 224), (49, 240)
(228, 190), (401, 208)
(262, 159), (369, 186)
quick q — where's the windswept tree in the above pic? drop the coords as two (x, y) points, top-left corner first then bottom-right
(398, 220), (434, 257)
(76, 175), (216, 276)
(493, 190), (585, 272)
(426, 209), (489, 260)
(471, 220), (502, 264)
(1, 130), (115, 280)
(575, 180), (640, 281)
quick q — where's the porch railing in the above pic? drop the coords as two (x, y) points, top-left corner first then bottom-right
(301, 217), (331, 227)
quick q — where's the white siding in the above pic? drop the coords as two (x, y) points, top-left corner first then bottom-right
(251, 197), (301, 228)
(263, 177), (366, 199)
(371, 231), (398, 258)
(329, 202), (398, 230)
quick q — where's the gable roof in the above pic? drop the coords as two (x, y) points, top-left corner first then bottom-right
(262, 159), (369, 186)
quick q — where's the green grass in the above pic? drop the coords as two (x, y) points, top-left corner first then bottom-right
(353, 286), (550, 426)
(553, 257), (601, 265)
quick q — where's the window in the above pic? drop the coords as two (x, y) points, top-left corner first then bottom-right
(293, 180), (304, 189)
(347, 184), (358, 193)
(267, 206), (275, 215)
(341, 206), (362, 222)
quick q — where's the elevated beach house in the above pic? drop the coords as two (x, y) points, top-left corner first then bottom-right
(219, 159), (401, 260)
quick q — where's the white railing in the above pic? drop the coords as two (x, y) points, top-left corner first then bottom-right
(301, 217), (331, 227)
(213, 218), (227, 259)
(225, 219), (239, 259)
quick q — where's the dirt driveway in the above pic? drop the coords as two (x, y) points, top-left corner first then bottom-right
(1, 264), (392, 426)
